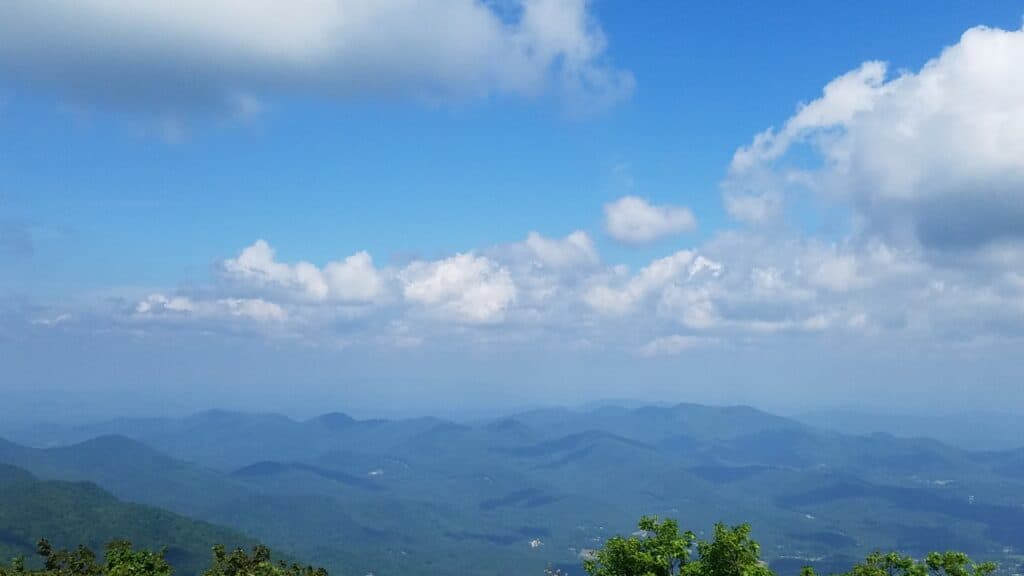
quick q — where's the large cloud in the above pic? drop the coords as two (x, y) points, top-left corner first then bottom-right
(399, 253), (517, 324)
(0, 0), (633, 116)
(725, 25), (1024, 253)
(583, 250), (721, 317)
(222, 240), (385, 303)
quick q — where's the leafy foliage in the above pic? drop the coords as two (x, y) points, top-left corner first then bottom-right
(104, 541), (172, 576)
(1, 542), (322, 576)
(841, 551), (996, 576)
(685, 523), (774, 576)
(586, 517), (998, 576)
(583, 516), (695, 576)
(0, 517), (1002, 576)
(0, 540), (171, 576)
(203, 545), (326, 576)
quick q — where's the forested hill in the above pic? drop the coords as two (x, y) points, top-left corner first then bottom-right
(0, 463), (254, 576)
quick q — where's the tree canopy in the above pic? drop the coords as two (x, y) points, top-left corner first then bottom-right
(0, 542), (323, 576)
(583, 516), (997, 576)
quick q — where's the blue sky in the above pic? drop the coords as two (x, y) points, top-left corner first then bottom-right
(2, 1), (1024, 420)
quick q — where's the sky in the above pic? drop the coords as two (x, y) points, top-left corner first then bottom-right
(2, 1), (1024, 421)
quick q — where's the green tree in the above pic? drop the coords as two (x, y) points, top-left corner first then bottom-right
(583, 516), (696, 576)
(103, 541), (172, 576)
(584, 516), (998, 576)
(1, 541), (326, 576)
(841, 551), (996, 576)
(36, 539), (101, 576)
(683, 523), (774, 576)
(202, 545), (326, 576)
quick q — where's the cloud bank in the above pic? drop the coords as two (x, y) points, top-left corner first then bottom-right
(19, 24), (1024, 358)
(0, 0), (633, 118)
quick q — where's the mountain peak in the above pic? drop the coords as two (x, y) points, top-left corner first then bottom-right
(313, 412), (356, 430)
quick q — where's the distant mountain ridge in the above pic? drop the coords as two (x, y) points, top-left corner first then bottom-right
(793, 409), (1024, 451)
(2, 402), (1024, 576)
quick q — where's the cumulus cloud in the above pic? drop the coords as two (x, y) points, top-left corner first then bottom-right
(604, 196), (697, 244)
(701, 23), (1024, 347)
(222, 240), (385, 303)
(0, 0), (633, 117)
(725, 24), (1024, 251)
(583, 250), (721, 316)
(488, 231), (600, 321)
(399, 253), (516, 324)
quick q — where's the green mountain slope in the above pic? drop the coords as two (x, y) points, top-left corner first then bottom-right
(0, 463), (253, 576)
(0, 435), (246, 517)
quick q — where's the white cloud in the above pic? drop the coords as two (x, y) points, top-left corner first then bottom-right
(522, 230), (598, 269)
(658, 284), (719, 330)
(807, 251), (861, 293)
(494, 231), (600, 318)
(219, 298), (287, 322)
(722, 192), (781, 224)
(400, 253), (516, 324)
(223, 240), (326, 299)
(638, 334), (716, 357)
(135, 294), (285, 322)
(725, 24), (1024, 249)
(583, 250), (721, 316)
(604, 196), (697, 244)
(729, 61), (888, 174)
(30, 313), (71, 327)
(136, 294), (195, 315)
(0, 0), (632, 116)
(222, 240), (384, 303)
(324, 252), (386, 303)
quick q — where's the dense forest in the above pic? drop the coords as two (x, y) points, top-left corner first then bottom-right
(0, 464), (254, 575)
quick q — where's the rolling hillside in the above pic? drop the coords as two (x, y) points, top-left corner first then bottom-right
(0, 463), (253, 576)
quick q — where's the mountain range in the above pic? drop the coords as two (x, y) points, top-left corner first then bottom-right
(2, 403), (1023, 576)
